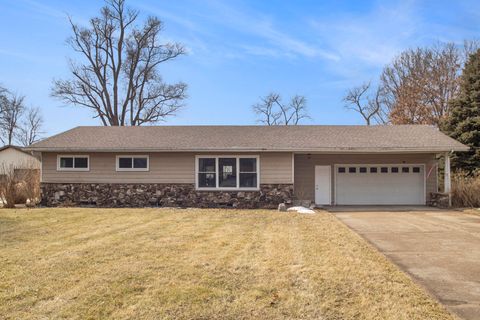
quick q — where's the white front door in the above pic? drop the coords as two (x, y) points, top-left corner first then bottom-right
(315, 165), (331, 205)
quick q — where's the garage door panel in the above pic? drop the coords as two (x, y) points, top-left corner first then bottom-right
(336, 165), (425, 205)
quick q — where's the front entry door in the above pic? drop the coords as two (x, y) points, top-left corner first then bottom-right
(315, 166), (331, 205)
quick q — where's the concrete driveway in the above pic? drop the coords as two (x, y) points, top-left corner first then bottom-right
(332, 208), (480, 320)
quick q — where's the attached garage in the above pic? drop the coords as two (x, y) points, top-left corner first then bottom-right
(334, 164), (425, 205)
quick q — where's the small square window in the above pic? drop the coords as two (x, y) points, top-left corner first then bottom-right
(60, 157), (74, 168)
(118, 157), (132, 168)
(359, 167), (367, 173)
(381, 167), (389, 173)
(413, 167), (421, 173)
(74, 157), (88, 168)
(199, 158), (216, 172)
(349, 167), (356, 173)
(402, 167), (409, 173)
(338, 167), (346, 173)
(370, 167), (378, 173)
(240, 158), (256, 172)
(391, 167), (399, 173)
(133, 157), (148, 169)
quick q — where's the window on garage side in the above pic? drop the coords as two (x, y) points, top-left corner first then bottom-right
(349, 167), (356, 173)
(370, 167), (378, 173)
(338, 167), (346, 173)
(391, 167), (399, 173)
(413, 167), (421, 173)
(359, 167), (367, 173)
(402, 167), (410, 173)
(381, 167), (389, 173)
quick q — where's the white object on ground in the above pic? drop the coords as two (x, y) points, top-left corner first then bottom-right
(287, 206), (316, 214)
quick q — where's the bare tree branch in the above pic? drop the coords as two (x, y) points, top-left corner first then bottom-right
(0, 86), (44, 146)
(343, 82), (384, 125)
(289, 95), (310, 125)
(0, 89), (25, 145)
(252, 93), (310, 125)
(252, 93), (281, 125)
(18, 107), (44, 146)
(52, 0), (187, 126)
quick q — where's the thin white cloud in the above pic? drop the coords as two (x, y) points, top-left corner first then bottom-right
(200, 0), (340, 61)
(309, 1), (419, 66)
(0, 48), (45, 63)
(13, 0), (89, 26)
(140, 0), (339, 61)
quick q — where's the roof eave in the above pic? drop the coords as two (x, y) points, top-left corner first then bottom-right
(24, 146), (470, 153)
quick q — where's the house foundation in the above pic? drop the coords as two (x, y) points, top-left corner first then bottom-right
(40, 183), (294, 209)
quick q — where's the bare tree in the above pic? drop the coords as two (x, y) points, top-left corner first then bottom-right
(253, 93), (281, 125)
(0, 91), (25, 145)
(18, 107), (44, 146)
(253, 93), (310, 125)
(52, 0), (187, 126)
(0, 86), (44, 146)
(343, 82), (385, 125)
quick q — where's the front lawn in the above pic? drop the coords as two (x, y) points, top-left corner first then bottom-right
(0, 208), (453, 319)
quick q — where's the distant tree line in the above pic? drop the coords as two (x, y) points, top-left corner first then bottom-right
(344, 41), (479, 126)
(344, 41), (480, 173)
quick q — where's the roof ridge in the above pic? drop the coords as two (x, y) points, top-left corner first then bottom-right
(71, 124), (436, 128)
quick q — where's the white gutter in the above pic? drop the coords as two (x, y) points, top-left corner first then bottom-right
(24, 146), (470, 153)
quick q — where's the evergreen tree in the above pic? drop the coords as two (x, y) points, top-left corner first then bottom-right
(442, 49), (480, 173)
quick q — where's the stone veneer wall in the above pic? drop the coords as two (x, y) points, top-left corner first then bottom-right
(41, 183), (294, 209)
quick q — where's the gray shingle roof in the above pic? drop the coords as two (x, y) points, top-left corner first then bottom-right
(26, 125), (469, 153)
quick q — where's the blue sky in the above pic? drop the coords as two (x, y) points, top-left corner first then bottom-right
(0, 0), (479, 136)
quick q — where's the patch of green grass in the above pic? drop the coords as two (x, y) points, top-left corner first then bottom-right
(0, 208), (454, 319)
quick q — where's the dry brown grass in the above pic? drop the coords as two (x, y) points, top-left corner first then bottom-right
(452, 171), (480, 208)
(0, 208), (454, 320)
(0, 161), (40, 207)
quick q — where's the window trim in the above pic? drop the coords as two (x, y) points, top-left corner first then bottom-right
(195, 155), (260, 191)
(57, 155), (90, 172)
(116, 155), (149, 172)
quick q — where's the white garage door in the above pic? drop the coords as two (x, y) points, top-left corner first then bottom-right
(335, 164), (425, 205)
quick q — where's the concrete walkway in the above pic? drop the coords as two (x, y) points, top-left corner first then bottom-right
(332, 209), (480, 320)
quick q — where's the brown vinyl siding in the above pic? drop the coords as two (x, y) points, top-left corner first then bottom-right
(42, 152), (293, 185)
(294, 153), (438, 203)
(260, 153), (293, 184)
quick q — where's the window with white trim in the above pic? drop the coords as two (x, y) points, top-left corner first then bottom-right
(196, 156), (259, 190)
(57, 155), (89, 171)
(116, 155), (149, 171)
(239, 158), (257, 188)
(198, 158), (216, 188)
